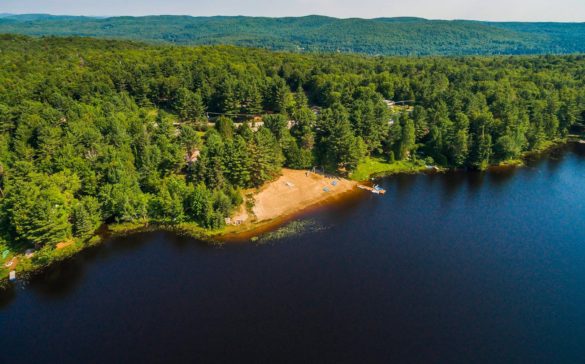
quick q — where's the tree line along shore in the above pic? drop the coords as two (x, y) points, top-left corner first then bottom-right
(0, 35), (584, 285)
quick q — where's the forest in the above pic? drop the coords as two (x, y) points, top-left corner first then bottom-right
(0, 35), (584, 256)
(1, 15), (585, 56)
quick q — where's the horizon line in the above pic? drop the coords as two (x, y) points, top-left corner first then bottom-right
(1, 13), (584, 23)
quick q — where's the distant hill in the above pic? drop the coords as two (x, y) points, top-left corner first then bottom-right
(0, 14), (583, 56)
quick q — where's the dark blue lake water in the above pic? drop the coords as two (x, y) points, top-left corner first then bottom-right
(2, 144), (585, 363)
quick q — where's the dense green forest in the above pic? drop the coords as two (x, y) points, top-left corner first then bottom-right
(1, 14), (585, 56)
(0, 35), (584, 257)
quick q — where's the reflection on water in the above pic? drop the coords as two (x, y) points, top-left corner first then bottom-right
(2, 143), (585, 363)
(487, 167), (517, 188)
(0, 284), (15, 309)
(29, 259), (87, 299)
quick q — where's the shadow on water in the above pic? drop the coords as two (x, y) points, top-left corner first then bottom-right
(0, 255), (88, 306)
(165, 231), (223, 253)
(434, 170), (469, 206)
(27, 256), (88, 299)
(465, 169), (487, 197)
(572, 142), (585, 158)
(544, 152), (567, 177)
(0, 285), (16, 309)
(391, 173), (418, 203)
(420, 169), (487, 205)
(525, 144), (570, 174)
(487, 167), (518, 190)
(0, 232), (217, 303)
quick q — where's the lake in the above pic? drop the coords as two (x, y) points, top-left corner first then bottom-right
(2, 144), (585, 363)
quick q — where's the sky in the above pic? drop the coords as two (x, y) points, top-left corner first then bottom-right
(1, 0), (585, 22)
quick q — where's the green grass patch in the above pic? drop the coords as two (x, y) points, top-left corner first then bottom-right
(350, 157), (427, 181)
(171, 222), (223, 240)
(498, 159), (525, 167)
(107, 221), (150, 234)
(533, 140), (557, 153)
(108, 220), (222, 240)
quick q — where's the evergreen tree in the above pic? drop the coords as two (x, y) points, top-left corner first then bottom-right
(249, 128), (283, 187)
(327, 117), (365, 171)
(263, 114), (289, 141)
(216, 78), (240, 115)
(176, 88), (205, 121)
(215, 116), (235, 140)
(398, 117), (416, 160)
(223, 136), (251, 187)
(265, 77), (290, 113)
(72, 196), (102, 238)
(242, 83), (263, 115)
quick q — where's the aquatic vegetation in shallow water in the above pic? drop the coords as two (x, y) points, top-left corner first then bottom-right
(253, 219), (327, 244)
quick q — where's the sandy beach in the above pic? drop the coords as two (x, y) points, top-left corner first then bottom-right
(251, 169), (357, 222)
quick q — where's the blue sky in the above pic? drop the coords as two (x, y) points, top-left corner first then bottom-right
(2, 0), (584, 22)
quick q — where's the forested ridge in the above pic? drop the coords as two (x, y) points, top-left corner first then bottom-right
(0, 14), (585, 56)
(0, 35), (584, 259)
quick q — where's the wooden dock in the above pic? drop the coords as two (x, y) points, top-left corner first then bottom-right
(358, 184), (386, 195)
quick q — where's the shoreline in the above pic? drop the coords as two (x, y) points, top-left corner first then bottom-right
(0, 139), (575, 290)
(220, 185), (364, 241)
(0, 169), (362, 289)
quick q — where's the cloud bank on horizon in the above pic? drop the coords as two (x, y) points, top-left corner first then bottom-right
(1, 0), (584, 22)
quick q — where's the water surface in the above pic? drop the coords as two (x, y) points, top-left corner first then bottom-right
(2, 144), (585, 363)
